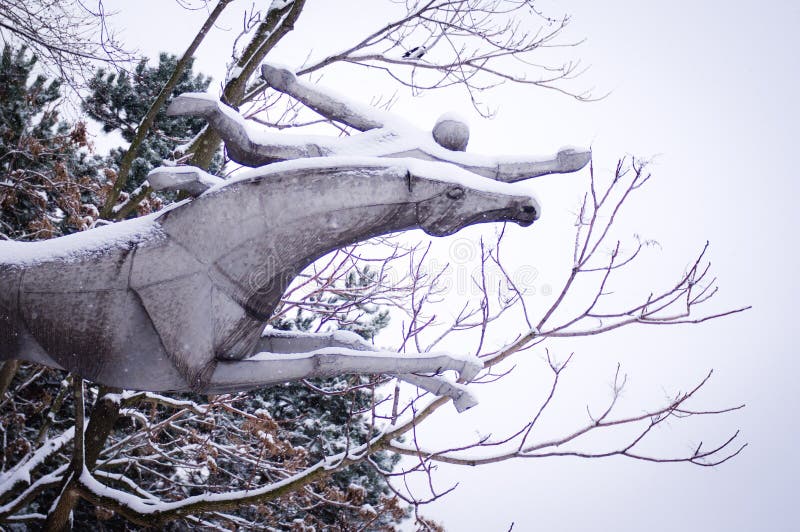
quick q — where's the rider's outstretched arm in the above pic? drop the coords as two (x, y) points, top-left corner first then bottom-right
(261, 63), (385, 132)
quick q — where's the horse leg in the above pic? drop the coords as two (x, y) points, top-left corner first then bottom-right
(208, 329), (482, 410)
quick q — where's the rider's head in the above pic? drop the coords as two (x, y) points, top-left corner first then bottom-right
(432, 113), (470, 152)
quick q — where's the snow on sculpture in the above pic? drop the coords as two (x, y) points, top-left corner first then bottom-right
(0, 63), (591, 412)
(149, 63), (590, 194)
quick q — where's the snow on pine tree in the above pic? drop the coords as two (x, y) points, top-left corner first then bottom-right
(257, 263), (403, 528)
(0, 45), (105, 240)
(83, 53), (224, 198)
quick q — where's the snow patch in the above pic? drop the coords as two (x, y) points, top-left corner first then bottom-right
(268, 0), (292, 11)
(435, 111), (469, 126)
(0, 212), (166, 267)
(200, 155), (537, 198)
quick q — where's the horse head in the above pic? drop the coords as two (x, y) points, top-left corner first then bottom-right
(404, 160), (540, 237)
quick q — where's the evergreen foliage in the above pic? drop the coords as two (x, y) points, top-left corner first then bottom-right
(0, 45), (104, 240)
(261, 266), (403, 528)
(272, 264), (392, 342)
(83, 53), (223, 193)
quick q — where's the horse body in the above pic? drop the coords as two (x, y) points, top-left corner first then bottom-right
(0, 219), (181, 390)
(0, 158), (538, 394)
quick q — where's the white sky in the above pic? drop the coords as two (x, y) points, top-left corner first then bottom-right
(101, 1), (799, 530)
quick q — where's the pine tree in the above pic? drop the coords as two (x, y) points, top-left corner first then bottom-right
(0, 44), (104, 240)
(257, 264), (404, 528)
(83, 53), (223, 195)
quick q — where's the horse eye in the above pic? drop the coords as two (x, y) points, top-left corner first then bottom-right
(446, 187), (465, 200)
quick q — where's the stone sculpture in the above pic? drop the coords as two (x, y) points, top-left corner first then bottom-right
(0, 63), (590, 411)
(149, 63), (590, 194)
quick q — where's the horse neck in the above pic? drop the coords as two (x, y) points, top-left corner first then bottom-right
(159, 167), (419, 309)
(252, 168), (420, 272)
(189, 164), (419, 249)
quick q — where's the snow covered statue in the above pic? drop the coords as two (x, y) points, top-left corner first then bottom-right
(0, 63), (590, 412)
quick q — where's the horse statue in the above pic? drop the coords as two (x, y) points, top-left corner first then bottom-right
(0, 63), (590, 411)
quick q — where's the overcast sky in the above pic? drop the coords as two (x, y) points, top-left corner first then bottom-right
(104, 1), (799, 530)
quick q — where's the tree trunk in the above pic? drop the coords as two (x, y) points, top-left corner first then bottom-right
(188, 0), (307, 169)
(43, 480), (80, 532)
(0, 360), (20, 400)
(43, 384), (126, 530)
(83, 387), (124, 469)
(44, 380), (86, 531)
